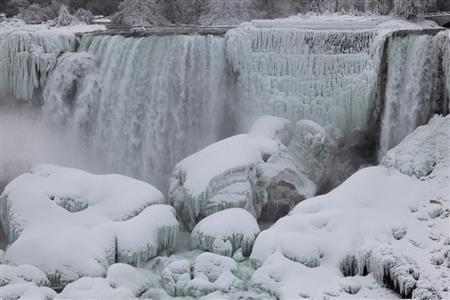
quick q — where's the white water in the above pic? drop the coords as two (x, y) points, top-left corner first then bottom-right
(42, 34), (236, 191)
(378, 34), (440, 157)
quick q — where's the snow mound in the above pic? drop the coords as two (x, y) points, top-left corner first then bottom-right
(382, 115), (450, 178)
(248, 115), (294, 146)
(250, 116), (450, 299)
(170, 117), (345, 230)
(0, 264), (55, 300)
(162, 252), (244, 298)
(57, 263), (157, 299)
(170, 125), (314, 230)
(191, 208), (260, 257)
(0, 283), (56, 300)
(0, 164), (178, 288)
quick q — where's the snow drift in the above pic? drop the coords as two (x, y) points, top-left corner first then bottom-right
(249, 115), (450, 299)
(0, 165), (178, 287)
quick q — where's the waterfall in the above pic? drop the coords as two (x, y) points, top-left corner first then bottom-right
(42, 34), (236, 191)
(226, 19), (384, 139)
(378, 34), (440, 157)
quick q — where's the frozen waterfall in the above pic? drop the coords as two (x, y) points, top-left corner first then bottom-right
(226, 19), (384, 139)
(0, 29), (76, 101)
(42, 34), (236, 191)
(378, 34), (441, 157)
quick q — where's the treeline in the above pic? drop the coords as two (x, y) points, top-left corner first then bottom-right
(0, 0), (447, 26)
(0, 0), (121, 22)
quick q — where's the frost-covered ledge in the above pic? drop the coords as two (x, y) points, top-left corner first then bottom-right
(0, 21), (105, 101)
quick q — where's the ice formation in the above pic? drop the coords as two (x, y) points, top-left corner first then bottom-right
(169, 115), (347, 229)
(249, 115), (450, 299)
(0, 264), (56, 300)
(161, 252), (245, 297)
(0, 165), (178, 287)
(42, 33), (236, 191)
(191, 208), (261, 257)
(225, 17), (387, 137)
(378, 33), (441, 157)
(0, 23), (103, 101)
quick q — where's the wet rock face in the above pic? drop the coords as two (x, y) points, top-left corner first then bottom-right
(169, 116), (344, 230)
(0, 164), (178, 288)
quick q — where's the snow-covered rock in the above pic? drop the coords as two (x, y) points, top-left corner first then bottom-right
(169, 116), (346, 229)
(169, 131), (313, 230)
(191, 208), (260, 257)
(382, 115), (450, 178)
(0, 164), (178, 287)
(248, 115), (294, 146)
(57, 263), (157, 299)
(161, 252), (245, 298)
(0, 264), (55, 300)
(0, 283), (56, 300)
(249, 115), (450, 299)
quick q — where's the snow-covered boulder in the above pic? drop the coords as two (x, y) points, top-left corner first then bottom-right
(0, 283), (57, 300)
(0, 164), (178, 287)
(382, 115), (450, 178)
(249, 116), (450, 299)
(0, 264), (55, 300)
(57, 263), (158, 299)
(169, 116), (344, 229)
(191, 208), (260, 257)
(161, 252), (245, 298)
(248, 115), (294, 146)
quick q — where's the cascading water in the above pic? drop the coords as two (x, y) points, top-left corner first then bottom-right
(42, 34), (237, 191)
(378, 34), (441, 157)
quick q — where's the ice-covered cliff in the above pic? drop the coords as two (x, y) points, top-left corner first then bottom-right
(0, 26), (76, 101)
(226, 16), (388, 138)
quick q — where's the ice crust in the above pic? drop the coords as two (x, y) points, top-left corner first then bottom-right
(250, 115), (450, 299)
(0, 165), (178, 288)
(169, 116), (343, 230)
(191, 208), (261, 257)
(225, 17), (384, 137)
(161, 252), (245, 298)
(0, 22), (104, 101)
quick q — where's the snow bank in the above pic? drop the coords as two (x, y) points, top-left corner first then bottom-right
(0, 165), (178, 287)
(56, 263), (157, 299)
(191, 208), (260, 257)
(0, 264), (55, 300)
(250, 115), (450, 299)
(169, 116), (344, 230)
(382, 115), (450, 178)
